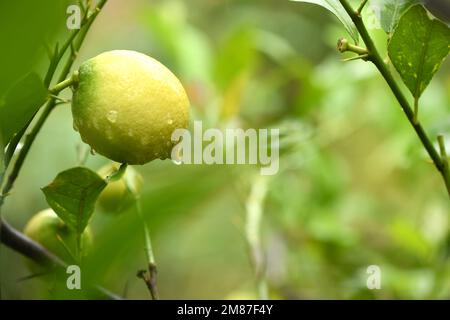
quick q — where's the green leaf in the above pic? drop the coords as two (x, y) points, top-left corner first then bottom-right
(214, 27), (256, 90)
(388, 5), (450, 100)
(0, 1), (72, 95)
(0, 72), (47, 147)
(372, 0), (419, 34)
(291, 0), (359, 43)
(42, 167), (107, 235)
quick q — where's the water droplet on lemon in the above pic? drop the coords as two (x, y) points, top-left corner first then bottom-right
(106, 110), (118, 123)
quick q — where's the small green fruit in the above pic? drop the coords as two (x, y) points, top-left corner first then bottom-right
(23, 209), (92, 268)
(97, 163), (143, 214)
(71, 50), (190, 164)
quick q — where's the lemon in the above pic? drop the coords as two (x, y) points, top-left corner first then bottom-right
(72, 50), (190, 165)
(23, 209), (92, 268)
(97, 162), (143, 213)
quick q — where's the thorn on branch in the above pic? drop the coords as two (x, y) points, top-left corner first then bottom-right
(357, 0), (369, 16)
(337, 38), (369, 56)
(342, 54), (369, 62)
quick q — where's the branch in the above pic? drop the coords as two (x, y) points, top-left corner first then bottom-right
(438, 135), (450, 194)
(338, 0), (450, 198)
(356, 0), (369, 15)
(0, 0), (110, 299)
(2, 100), (55, 197)
(48, 72), (78, 95)
(43, 0), (107, 87)
(1, 0), (108, 198)
(135, 197), (159, 300)
(0, 217), (121, 300)
(137, 263), (159, 300)
(245, 175), (269, 300)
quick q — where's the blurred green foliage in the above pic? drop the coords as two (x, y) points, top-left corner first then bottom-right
(0, 0), (449, 299)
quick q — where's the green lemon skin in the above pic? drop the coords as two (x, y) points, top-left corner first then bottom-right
(72, 50), (190, 165)
(23, 209), (92, 271)
(97, 163), (143, 214)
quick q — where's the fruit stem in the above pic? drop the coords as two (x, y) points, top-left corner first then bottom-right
(106, 163), (128, 183)
(48, 71), (78, 95)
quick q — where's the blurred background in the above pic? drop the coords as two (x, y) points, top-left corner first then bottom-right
(0, 0), (449, 299)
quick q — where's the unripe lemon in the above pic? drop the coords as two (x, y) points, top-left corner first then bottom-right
(23, 209), (92, 268)
(72, 50), (190, 164)
(97, 163), (143, 213)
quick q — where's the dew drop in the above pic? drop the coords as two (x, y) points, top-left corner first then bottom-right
(167, 119), (173, 125)
(90, 148), (96, 155)
(106, 110), (118, 123)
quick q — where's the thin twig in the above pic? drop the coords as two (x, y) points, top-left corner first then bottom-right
(245, 175), (269, 300)
(356, 0), (369, 15)
(0, 0), (109, 298)
(135, 198), (159, 300)
(1, 100), (56, 197)
(1, 0), (108, 199)
(338, 0), (450, 198)
(43, 0), (104, 87)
